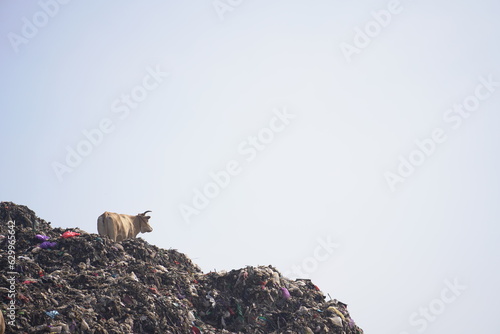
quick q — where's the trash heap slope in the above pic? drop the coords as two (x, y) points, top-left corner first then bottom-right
(0, 202), (364, 334)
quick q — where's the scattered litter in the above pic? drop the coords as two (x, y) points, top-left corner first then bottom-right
(0, 202), (364, 333)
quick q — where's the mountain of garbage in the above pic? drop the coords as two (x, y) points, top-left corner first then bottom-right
(0, 202), (364, 334)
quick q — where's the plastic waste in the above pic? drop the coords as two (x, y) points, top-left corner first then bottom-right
(0, 202), (364, 334)
(45, 310), (59, 319)
(280, 287), (291, 299)
(39, 241), (57, 249)
(61, 231), (80, 238)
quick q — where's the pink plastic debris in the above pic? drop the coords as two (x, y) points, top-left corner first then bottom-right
(281, 287), (291, 299)
(61, 231), (80, 238)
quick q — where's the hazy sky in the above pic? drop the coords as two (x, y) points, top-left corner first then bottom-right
(1, 1), (500, 333)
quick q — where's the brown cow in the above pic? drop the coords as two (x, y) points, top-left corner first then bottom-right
(0, 309), (5, 334)
(97, 211), (152, 242)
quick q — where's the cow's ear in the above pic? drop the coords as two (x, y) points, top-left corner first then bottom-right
(145, 216), (151, 220)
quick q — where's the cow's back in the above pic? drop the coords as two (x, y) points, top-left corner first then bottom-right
(97, 212), (135, 242)
(97, 212), (119, 241)
(97, 212), (107, 236)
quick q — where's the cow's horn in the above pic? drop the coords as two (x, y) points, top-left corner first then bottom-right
(142, 210), (152, 215)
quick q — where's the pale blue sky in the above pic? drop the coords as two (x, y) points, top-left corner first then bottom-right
(1, 1), (500, 333)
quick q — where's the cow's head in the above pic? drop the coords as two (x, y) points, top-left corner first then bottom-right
(138, 210), (153, 233)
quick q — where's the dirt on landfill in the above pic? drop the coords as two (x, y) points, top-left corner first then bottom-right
(0, 202), (364, 334)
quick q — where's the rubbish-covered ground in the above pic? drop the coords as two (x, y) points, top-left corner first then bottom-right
(0, 202), (364, 333)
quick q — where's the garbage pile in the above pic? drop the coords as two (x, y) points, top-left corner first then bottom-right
(0, 202), (364, 334)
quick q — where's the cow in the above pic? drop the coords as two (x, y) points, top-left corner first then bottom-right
(97, 210), (153, 242)
(0, 309), (5, 334)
